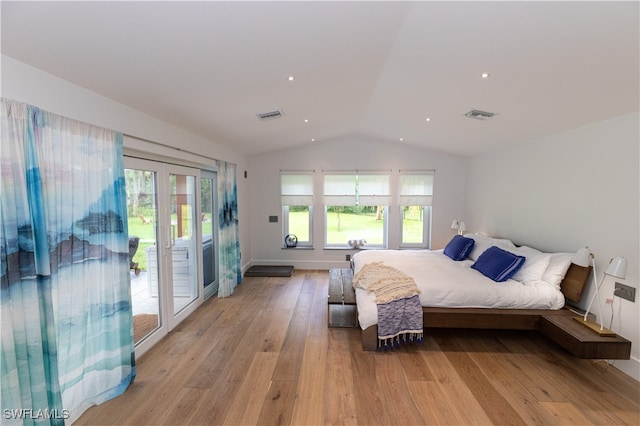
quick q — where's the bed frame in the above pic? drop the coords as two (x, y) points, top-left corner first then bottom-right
(340, 262), (631, 359)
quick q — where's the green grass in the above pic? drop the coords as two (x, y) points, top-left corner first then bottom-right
(325, 211), (384, 244)
(401, 207), (424, 244)
(287, 212), (309, 241)
(289, 211), (423, 245)
(401, 219), (424, 243)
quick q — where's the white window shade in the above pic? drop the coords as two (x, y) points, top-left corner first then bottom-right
(281, 174), (314, 205)
(323, 174), (357, 206)
(399, 173), (434, 206)
(358, 174), (391, 206)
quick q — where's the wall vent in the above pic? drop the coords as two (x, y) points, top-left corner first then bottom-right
(257, 110), (284, 121)
(464, 109), (496, 120)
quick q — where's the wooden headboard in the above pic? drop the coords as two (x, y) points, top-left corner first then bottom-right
(560, 263), (592, 304)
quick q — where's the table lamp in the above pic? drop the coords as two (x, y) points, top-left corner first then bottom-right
(451, 220), (466, 235)
(572, 246), (627, 336)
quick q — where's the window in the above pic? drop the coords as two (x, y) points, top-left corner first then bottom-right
(399, 172), (434, 247)
(281, 172), (314, 247)
(323, 173), (390, 248)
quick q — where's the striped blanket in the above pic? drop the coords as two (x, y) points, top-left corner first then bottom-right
(353, 262), (424, 349)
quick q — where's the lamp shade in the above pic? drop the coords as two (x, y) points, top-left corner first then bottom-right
(605, 257), (627, 279)
(451, 220), (459, 230)
(572, 246), (591, 267)
(458, 221), (467, 232)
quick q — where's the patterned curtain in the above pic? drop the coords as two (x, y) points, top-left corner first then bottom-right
(0, 99), (135, 424)
(216, 160), (241, 298)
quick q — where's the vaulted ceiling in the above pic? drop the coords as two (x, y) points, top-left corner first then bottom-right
(2, 1), (638, 157)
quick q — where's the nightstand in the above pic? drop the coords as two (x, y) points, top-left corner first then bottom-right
(540, 314), (631, 359)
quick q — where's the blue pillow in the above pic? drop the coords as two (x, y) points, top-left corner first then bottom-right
(471, 246), (526, 282)
(443, 235), (475, 261)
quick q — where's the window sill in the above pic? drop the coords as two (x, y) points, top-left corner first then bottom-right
(323, 247), (386, 251)
(281, 246), (314, 250)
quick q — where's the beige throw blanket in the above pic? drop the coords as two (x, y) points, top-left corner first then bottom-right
(352, 261), (420, 303)
(353, 261), (424, 348)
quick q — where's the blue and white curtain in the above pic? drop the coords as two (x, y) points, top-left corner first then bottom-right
(216, 160), (241, 298)
(1, 99), (135, 424)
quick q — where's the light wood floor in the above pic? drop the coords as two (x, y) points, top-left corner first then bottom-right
(77, 270), (639, 425)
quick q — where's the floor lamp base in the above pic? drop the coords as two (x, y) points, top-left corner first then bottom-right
(572, 316), (617, 336)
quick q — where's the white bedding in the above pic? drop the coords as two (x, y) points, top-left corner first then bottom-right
(352, 249), (565, 330)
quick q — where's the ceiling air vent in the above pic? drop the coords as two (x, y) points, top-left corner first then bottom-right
(464, 109), (496, 120)
(257, 110), (284, 121)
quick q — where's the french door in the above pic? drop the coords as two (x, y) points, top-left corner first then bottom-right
(125, 157), (203, 355)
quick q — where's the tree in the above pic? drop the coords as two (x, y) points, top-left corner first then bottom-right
(375, 206), (384, 220)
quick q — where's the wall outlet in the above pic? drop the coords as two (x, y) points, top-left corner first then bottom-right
(614, 282), (636, 302)
(268, 215), (278, 223)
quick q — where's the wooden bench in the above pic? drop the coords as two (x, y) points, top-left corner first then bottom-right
(328, 268), (358, 328)
(328, 268), (631, 359)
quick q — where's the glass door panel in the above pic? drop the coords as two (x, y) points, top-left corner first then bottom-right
(169, 171), (199, 316)
(201, 172), (218, 298)
(124, 160), (163, 354)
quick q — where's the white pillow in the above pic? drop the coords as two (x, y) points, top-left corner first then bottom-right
(542, 253), (574, 289)
(510, 246), (552, 286)
(465, 234), (497, 261)
(495, 239), (517, 251)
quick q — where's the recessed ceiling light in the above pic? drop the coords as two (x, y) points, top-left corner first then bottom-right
(311, 138), (315, 142)
(288, 75), (294, 81)
(425, 117), (431, 122)
(481, 72), (490, 79)
(304, 119), (309, 123)
(399, 137), (404, 142)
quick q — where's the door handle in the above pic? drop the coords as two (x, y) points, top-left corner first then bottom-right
(166, 225), (173, 249)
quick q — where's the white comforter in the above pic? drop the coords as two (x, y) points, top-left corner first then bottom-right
(352, 249), (565, 330)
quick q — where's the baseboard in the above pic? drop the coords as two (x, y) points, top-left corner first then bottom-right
(612, 355), (640, 382)
(241, 262), (252, 276)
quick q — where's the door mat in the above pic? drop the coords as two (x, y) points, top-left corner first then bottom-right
(133, 314), (158, 343)
(245, 265), (294, 277)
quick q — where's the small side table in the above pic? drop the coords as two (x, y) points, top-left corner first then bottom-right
(540, 314), (631, 359)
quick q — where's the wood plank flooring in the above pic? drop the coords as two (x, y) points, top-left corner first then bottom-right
(76, 270), (640, 425)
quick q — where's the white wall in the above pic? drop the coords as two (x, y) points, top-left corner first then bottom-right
(1, 55), (252, 269)
(248, 135), (467, 269)
(466, 113), (640, 381)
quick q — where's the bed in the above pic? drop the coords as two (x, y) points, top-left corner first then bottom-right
(351, 233), (592, 351)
